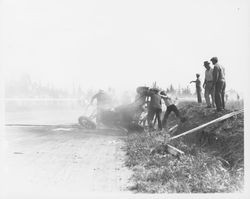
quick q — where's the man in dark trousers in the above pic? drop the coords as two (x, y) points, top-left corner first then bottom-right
(147, 88), (162, 131)
(210, 57), (226, 111)
(90, 89), (112, 124)
(160, 91), (186, 131)
(211, 57), (226, 111)
(203, 61), (215, 108)
(190, 73), (202, 103)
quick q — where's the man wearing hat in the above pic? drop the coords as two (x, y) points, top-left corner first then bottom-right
(190, 73), (202, 103)
(210, 57), (226, 111)
(203, 61), (215, 108)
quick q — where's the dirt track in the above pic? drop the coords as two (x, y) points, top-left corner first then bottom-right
(2, 124), (132, 197)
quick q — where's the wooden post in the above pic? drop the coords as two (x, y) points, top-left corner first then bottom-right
(166, 144), (185, 156)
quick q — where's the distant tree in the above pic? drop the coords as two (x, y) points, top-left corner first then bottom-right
(5, 74), (73, 98)
(169, 84), (175, 93)
(77, 85), (84, 97)
(177, 84), (181, 96)
(182, 86), (192, 96)
(152, 81), (157, 88)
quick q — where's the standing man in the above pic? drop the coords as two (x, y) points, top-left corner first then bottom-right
(90, 89), (112, 125)
(210, 57), (226, 111)
(147, 88), (162, 131)
(225, 93), (229, 102)
(190, 74), (202, 103)
(203, 61), (215, 108)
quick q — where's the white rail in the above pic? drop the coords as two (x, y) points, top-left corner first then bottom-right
(170, 109), (244, 141)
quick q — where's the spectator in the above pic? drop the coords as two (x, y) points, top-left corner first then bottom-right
(225, 93), (229, 102)
(211, 57), (226, 111)
(203, 61), (215, 108)
(190, 73), (202, 103)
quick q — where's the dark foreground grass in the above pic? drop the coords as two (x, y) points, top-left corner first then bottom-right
(125, 100), (244, 193)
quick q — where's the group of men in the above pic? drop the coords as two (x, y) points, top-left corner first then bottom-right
(90, 56), (226, 132)
(190, 57), (226, 112)
(135, 87), (185, 132)
(90, 87), (184, 132)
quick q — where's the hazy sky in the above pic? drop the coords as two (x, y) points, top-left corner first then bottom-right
(1, 0), (249, 93)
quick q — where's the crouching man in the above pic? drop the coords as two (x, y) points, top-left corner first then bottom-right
(160, 91), (186, 131)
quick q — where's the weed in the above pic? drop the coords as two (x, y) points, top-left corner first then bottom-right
(125, 100), (244, 193)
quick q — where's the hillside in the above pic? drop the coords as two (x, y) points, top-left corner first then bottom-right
(125, 101), (244, 193)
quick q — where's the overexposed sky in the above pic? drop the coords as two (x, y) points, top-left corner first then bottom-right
(1, 0), (250, 93)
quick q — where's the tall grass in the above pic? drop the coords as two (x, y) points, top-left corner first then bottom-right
(125, 100), (244, 193)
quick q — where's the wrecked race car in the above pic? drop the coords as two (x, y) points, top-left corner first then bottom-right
(78, 87), (150, 133)
(78, 103), (145, 132)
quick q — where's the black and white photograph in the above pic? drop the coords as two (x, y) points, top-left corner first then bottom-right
(0, 0), (249, 198)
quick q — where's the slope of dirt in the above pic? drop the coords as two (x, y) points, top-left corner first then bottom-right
(125, 101), (244, 193)
(171, 101), (244, 169)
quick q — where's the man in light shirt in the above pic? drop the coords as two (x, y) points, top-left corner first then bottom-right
(203, 61), (215, 108)
(160, 91), (186, 131)
(190, 73), (202, 103)
(211, 57), (226, 111)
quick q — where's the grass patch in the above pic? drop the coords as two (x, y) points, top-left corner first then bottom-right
(125, 100), (244, 193)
